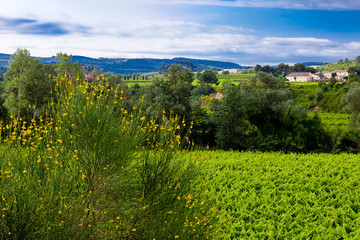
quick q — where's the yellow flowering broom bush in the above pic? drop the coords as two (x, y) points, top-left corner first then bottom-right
(0, 74), (216, 239)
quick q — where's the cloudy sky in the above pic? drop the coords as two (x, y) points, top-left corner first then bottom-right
(0, 0), (359, 65)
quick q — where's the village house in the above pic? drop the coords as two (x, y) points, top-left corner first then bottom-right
(219, 69), (245, 74)
(320, 70), (348, 81)
(286, 70), (348, 82)
(286, 72), (321, 82)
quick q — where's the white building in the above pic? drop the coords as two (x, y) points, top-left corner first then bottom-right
(286, 70), (348, 82)
(286, 72), (321, 82)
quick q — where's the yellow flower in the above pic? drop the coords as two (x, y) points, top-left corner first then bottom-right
(132, 229), (136, 232)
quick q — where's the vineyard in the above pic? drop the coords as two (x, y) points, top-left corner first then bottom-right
(191, 151), (360, 239)
(217, 73), (256, 85)
(312, 112), (351, 132)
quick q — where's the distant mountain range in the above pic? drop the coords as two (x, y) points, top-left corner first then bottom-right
(0, 53), (249, 74)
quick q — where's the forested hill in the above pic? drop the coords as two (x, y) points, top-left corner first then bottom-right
(0, 53), (245, 74)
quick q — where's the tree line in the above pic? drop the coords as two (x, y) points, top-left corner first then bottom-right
(1, 49), (360, 153)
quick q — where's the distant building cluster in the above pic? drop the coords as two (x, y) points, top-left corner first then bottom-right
(286, 70), (348, 82)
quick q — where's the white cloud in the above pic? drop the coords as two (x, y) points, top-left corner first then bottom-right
(1, 18), (359, 65)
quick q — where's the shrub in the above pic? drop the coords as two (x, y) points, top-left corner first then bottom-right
(0, 75), (216, 239)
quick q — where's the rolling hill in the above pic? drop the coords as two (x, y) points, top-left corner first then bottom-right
(0, 53), (247, 74)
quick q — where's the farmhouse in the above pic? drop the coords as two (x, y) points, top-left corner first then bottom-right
(220, 69), (244, 74)
(320, 70), (348, 81)
(286, 70), (348, 82)
(286, 72), (321, 82)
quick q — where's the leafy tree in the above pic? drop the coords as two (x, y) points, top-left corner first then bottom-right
(210, 82), (250, 149)
(0, 94), (7, 122)
(341, 82), (360, 127)
(3, 49), (32, 120)
(337, 59), (344, 64)
(222, 70), (230, 75)
(211, 72), (331, 152)
(144, 64), (194, 120)
(293, 63), (306, 72)
(198, 70), (218, 85)
(254, 64), (263, 73)
(348, 66), (360, 75)
(329, 77), (337, 88)
(3, 49), (55, 120)
(276, 63), (290, 76)
(306, 67), (316, 73)
(355, 55), (360, 64)
(55, 52), (84, 79)
(262, 65), (273, 74)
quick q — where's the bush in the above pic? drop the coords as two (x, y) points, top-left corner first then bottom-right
(333, 128), (360, 153)
(0, 76), (216, 239)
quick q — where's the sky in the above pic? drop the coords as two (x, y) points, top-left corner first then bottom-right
(0, 0), (360, 65)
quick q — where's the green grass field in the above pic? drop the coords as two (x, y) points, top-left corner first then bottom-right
(191, 151), (360, 239)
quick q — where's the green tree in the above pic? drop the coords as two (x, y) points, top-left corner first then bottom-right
(293, 63), (306, 72)
(0, 94), (8, 122)
(55, 53), (84, 80)
(211, 72), (331, 152)
(254, 64), (263, 73)
(262, 65), (273, 74)
(144, 64), (194, 120)
(276, 63), (290, 76)
(198, 70), (218, 85)
(329, 77), (337, 88)
(3, 49), (32, 121)
(341, 82), (360, 127)
(3, 49), (55, 120)
(348, 66), (360, 76)
(355, 55), (360, 64)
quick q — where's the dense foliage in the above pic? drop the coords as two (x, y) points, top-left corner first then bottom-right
(210, 72), (332, 152)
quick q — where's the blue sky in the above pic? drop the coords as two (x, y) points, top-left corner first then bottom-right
(0, 0), (359, 65)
